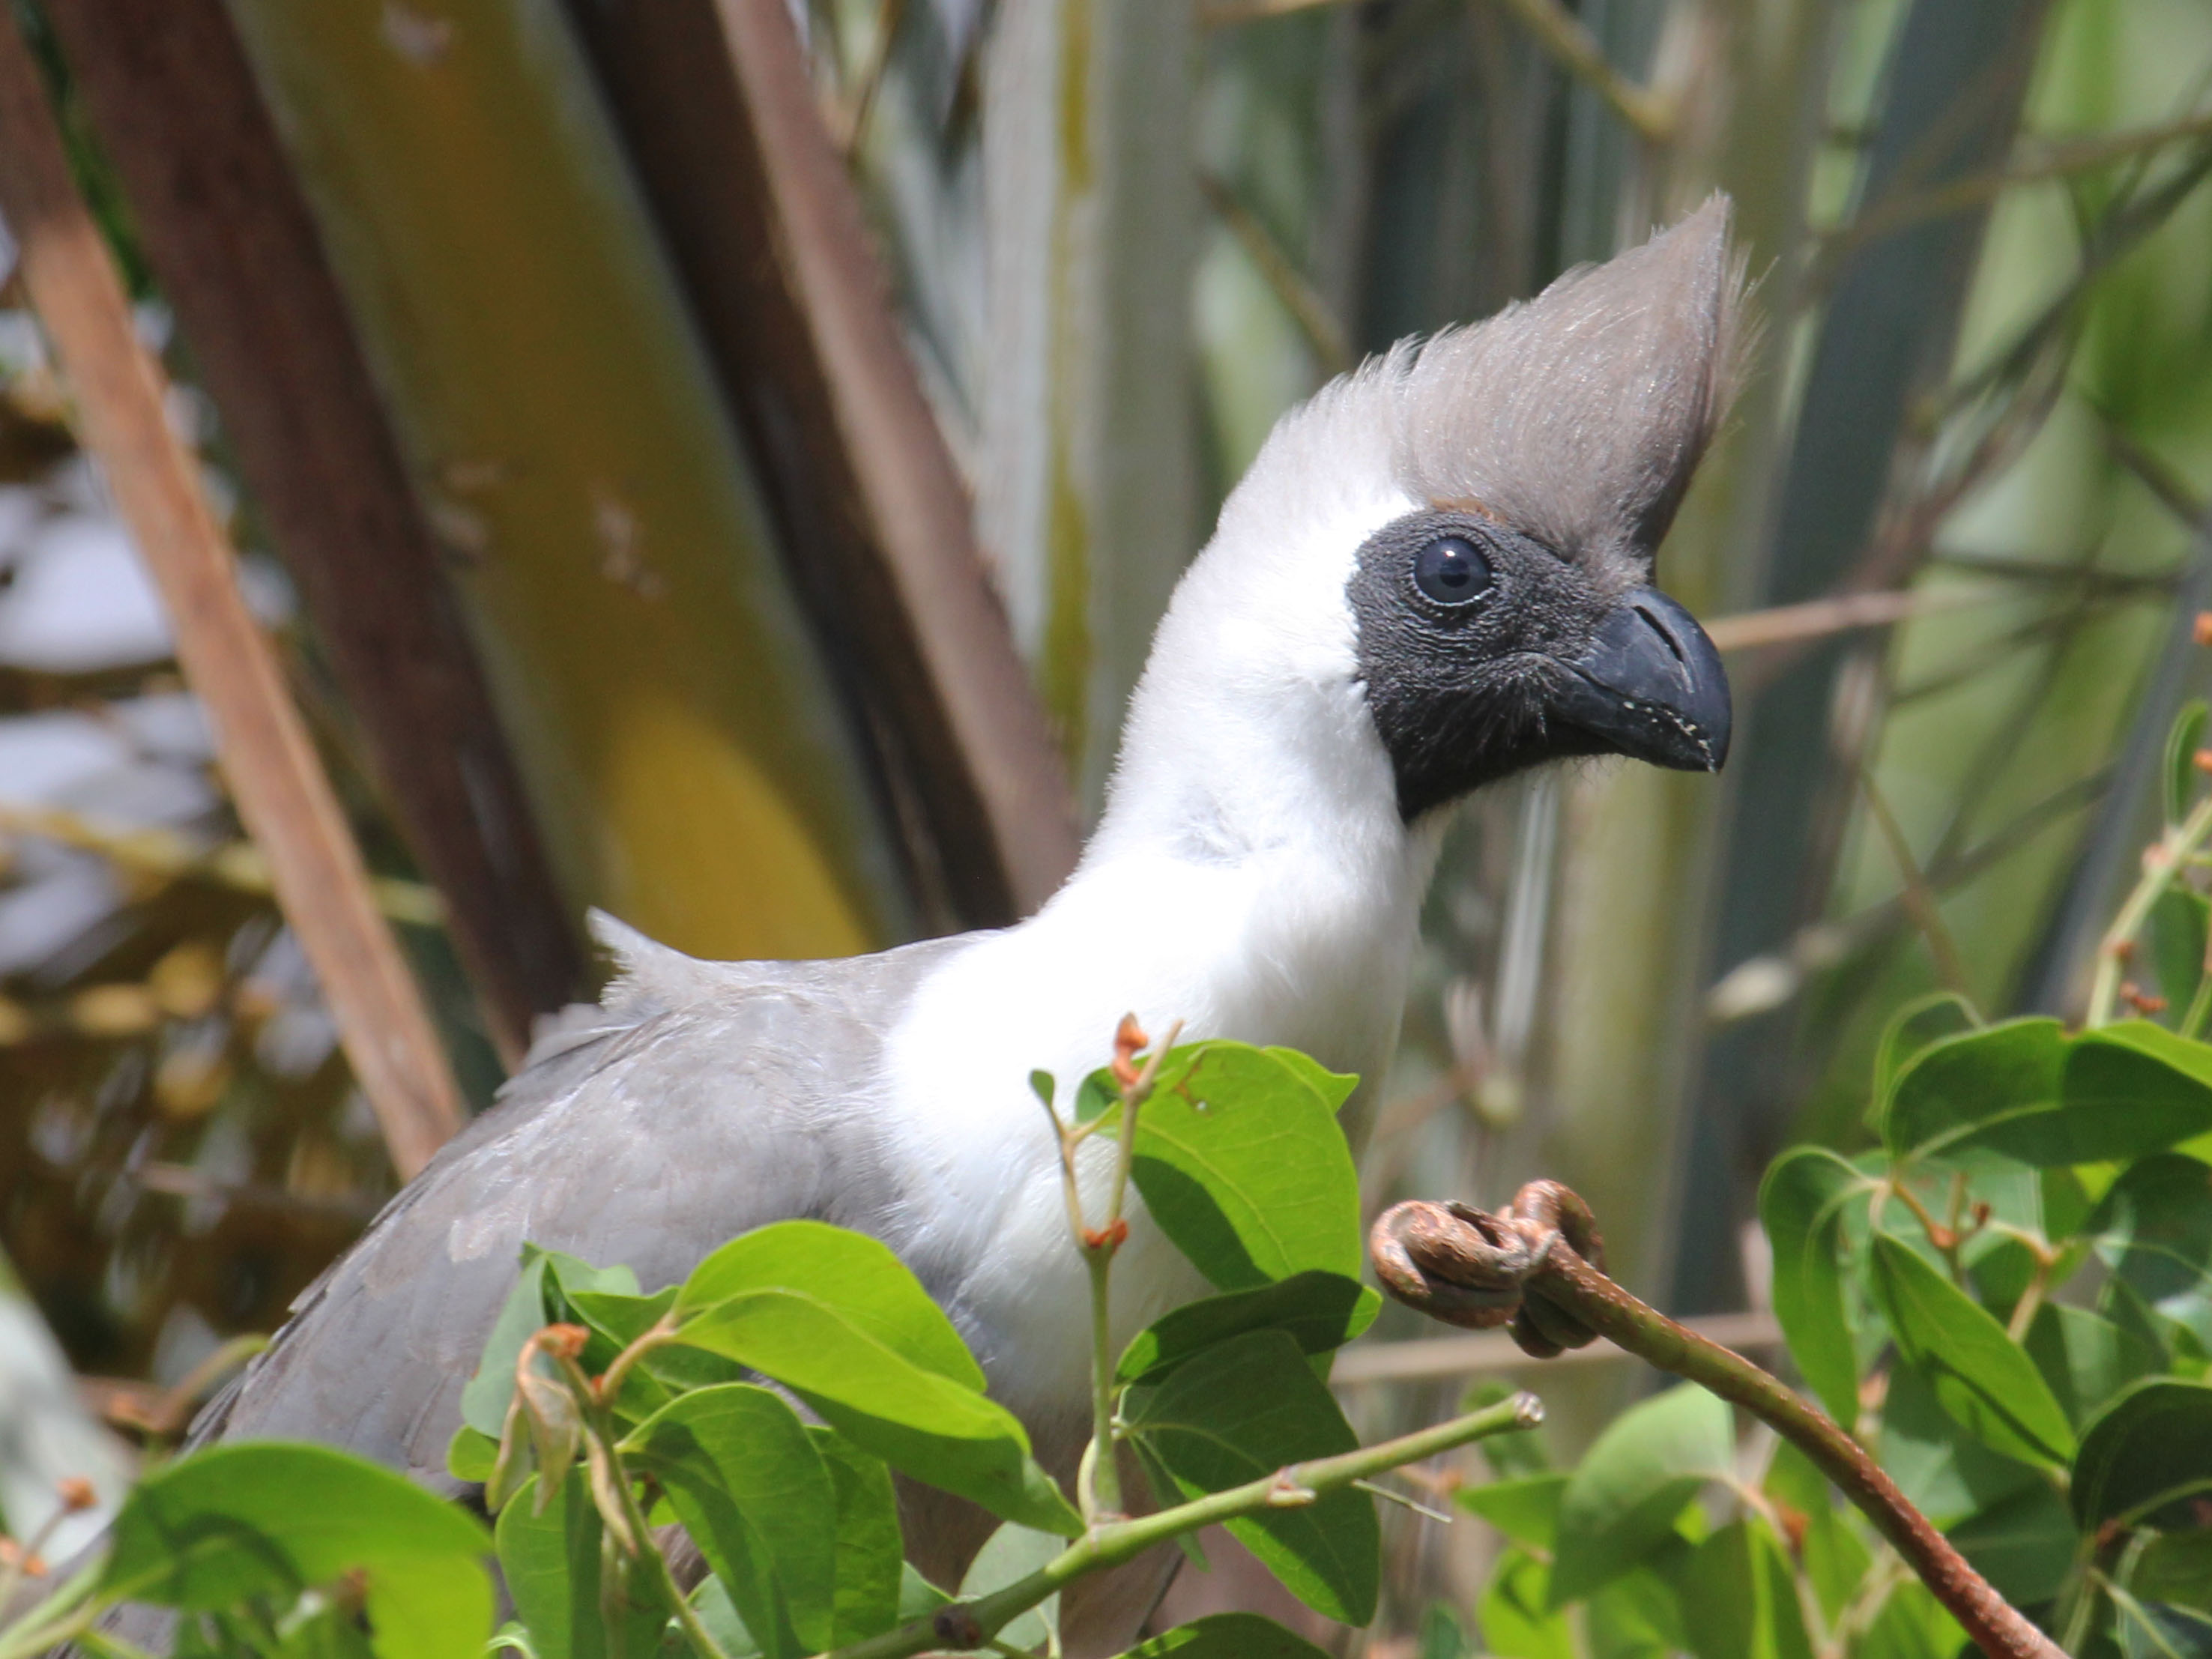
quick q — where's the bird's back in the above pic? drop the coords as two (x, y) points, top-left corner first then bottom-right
(191, 915), (985, 1487)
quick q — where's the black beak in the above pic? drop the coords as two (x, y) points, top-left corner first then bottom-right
(1550, 588), (1732, 773)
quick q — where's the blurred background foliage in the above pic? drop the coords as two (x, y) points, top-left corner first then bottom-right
(3, 0), (2212, 1641)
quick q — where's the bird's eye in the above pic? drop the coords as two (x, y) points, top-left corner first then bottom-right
(1412, 535), (1493, 607)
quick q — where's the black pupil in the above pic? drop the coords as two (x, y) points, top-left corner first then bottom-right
(1413, 535), (1491, 605)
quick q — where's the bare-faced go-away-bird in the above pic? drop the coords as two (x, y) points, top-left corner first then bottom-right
(177, 198), (1746, 1647)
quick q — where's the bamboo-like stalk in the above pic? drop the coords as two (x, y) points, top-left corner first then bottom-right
(0, 13), (463, 1178)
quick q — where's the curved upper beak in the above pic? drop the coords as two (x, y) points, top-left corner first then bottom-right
(1549, 587), (1732, 773)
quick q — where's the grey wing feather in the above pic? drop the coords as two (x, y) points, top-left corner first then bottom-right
(192, 913), (983, 1487)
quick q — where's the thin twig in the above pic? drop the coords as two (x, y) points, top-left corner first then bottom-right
(821, 1394), (1541, 1659)
(836, 0), (908, 155)
(1702, 584), (2001, 654)
(1372, 1185), (2065, 1659)
(1196, 172), (1351, 376)
(2087, 791), (2212, 1026)
(1486, 0), (1675, 145)
(1858, 767), (1974, 1003)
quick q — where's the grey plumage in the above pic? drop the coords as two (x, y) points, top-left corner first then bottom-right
(195, 918), (982, 1490)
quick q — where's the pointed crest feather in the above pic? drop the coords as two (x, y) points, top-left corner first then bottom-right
(1300, 195), (1748, 587)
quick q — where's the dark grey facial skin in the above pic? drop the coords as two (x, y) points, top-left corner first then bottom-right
(1348, 509), (1732, 820)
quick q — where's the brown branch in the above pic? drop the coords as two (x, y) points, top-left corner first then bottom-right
(1702, 584), (2001, 653)
(0, 14), (463, 1178)
(43, 0), (585, 1063)
(1198, 171), (1353, 376)
(1371, 1183), (2065, 1659)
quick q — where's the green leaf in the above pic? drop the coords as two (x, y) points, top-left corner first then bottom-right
(806, 1430), (902, 1646)
(2073, 1380), (2212, 1529)
(495, 1472), (668, 1659)
(959, 1523), (1063, 1655)
(1676, 1520), (1813, 1659)
(1113, 1612), (1335, 1658)
(100, 1443), (492, 1659)
(1873, 992), (1981, 1113)
(448, 1424), (500, 1484)
(1878, 1360), (2043, 1529)
(1946, 1484), (2078, 1608)
(1762, 1441), (1867, 1623)
(1585, 1554), (1692, 1659)
(1454, 1473), (1568, 1550)
(1884, 1020), (2068, 1162)
(2025, 1305), (2164, 1428)
(2151, 889), (2211, 1011)
(620, 1385), (836, 1658)
(1867, 1234), (2075, 1467)
(1758, 1146), (1870, 1430)
(1550, 1383), (1733, 1605)
(1479, 1550), (1574, 1659)
(462, 1251), (557, 1438)
(2135, 1531), (2212, 1615)
(1124, 1329), (1378, 1624)
(673, 1221), (1079, 1537)
(1857, 1581), (1968, 1659)
(2166, 701), (2208, 826)
(1115, 1272), (1378, 1386)
(2114, 1589), (2212, 1659)
(1099, 1042), (1362, 1290)
(1880, 1020), (2212, 1167)
(2091, 1153), (2212, 1350)
(1263, 1048), (1359, 1113)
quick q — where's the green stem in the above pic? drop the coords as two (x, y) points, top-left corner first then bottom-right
(580, 1384), (731, 1659)
(0, 1556), (106, 1659)
(2088, 793), (2212, 1026)
(1081, 1247), (1121, 1523)
(820, 1394), (1541, 1659)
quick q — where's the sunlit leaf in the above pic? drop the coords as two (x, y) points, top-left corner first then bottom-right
(959, 1523), (1063, 1655)
(1867, 1235), (2075, 1467)
(1115, 1271), (1377, 1386)
(495, 1472), (668, 1659)
(2072, 1379), (2212, 1529)
(1454, 1473), (1567, 1551)
(1676, 1520), (1813, 1659)
(1112, 1612), (1335, 1658)
(1125, 1329), (1377, 1623)
(1758, 1146), (1870, 1429)
(1481, 1549), (1574, 1659)
(1550, 1383), (1732, 1605)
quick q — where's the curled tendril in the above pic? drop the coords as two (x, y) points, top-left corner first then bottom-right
(1368, 1179), (1610, 1358)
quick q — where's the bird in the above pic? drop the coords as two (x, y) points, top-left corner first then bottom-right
(174, 197), (1744, 1647)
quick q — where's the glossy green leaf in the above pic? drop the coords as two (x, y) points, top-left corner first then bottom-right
(1882, 1019), (2212, 1167)
(495, 1472), (668, 1659)
(1125, 1329), (1377, 1623)
(807, 1430), (903, 1646)
(1676, 1520), (1813, 1659)
(2135, 1531), (2212, 1615)
(449, 1424), (499, 1485)
(1878, 1360), (2043, 1529)
(2166, 701), (2208, 826)
(1884, 1019), (2065, 1158)
(959, 1523), (1063, 1654)
(1099, 1042), (1362, 1290)
(1584, 1555), (1693, 1659)
(462, 1251), (557, 1438)
(1550, 1383), (1732, 1605)
(1946, 1484), (2078, 1607)
(1263, 1048), (1359, 1113)
(1480, 1550), (1574, 1659)
(1454, 1473), (1567, 1550)
(2114, 1589), (2212, 1659)
(1762, 1440), (1867, 1623)
(2025, 1304), (2163, 1427)
(1113, 1612), (1335, 1658)
(1115, 1271), (1378, 1385)
(1867, 1234), (2075, 1466)
(673, 1222), (1078, 1536)
(2073, 1380), (2212, 1528)
(621, 1385), (836, 1658)
(1873, 992), (1981, 1112)
(1759, 1146), (1870, 1429)
(2151, 889), (2210, 1010)
(2090, 1154), (2212, 1350)
(100, 1443), (492, 1659)
(1857, 1581), (1968, 1659)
